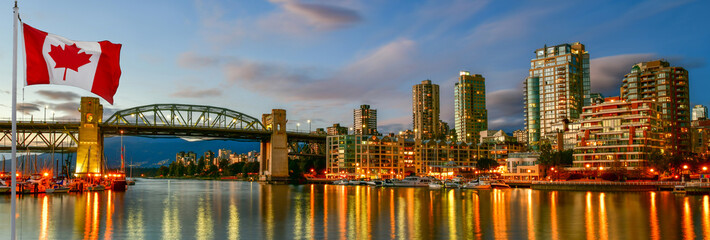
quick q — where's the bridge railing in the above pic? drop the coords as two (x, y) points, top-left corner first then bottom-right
(103, 104), (267, 131)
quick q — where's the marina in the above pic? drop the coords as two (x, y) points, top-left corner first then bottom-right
(2, 178), (709, 239)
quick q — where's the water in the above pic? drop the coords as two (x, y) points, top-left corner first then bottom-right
(1, 179), (709, 239)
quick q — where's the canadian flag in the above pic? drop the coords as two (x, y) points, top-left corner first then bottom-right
(23, 23), (122, 104)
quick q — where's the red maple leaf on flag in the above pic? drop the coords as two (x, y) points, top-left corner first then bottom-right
(48, 43), (92, 80)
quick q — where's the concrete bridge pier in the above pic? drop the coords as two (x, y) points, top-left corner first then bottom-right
(259, 109), (289, 183)
(75, 97), (104, 177)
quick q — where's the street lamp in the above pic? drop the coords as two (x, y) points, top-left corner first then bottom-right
(51, 111), (55, 122)
(44, 105), (48, 122)
(297, 123), (300, 132)
(307, 119), (311, 133)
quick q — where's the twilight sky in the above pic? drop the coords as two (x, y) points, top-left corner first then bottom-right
(1, 0), (709, 134)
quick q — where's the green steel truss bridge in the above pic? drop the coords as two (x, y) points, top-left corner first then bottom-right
(0, 103), (325, 158)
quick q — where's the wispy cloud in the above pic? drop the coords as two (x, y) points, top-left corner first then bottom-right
(177, 52), (222, 69)
(194, 0), (362, 46)
(221, 38), (417, 101)
(590, 53), (656, 96)
(171, 87), (223, 98)
(16, 103), (40, 115)
(267, 0), (362, 30)
(35, 90), (81, 101)
(486, 88), (524, 131)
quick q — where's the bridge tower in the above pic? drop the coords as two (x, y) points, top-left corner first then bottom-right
(260, 109), (289, 182)
(75, 97), (104, 177)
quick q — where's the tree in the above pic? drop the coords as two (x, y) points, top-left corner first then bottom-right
(476, 157), (499, 172)
(196, 156), (206, 175)
(228, 162), (245, 176)
(557, 149), (574, 166)
(538, 141), (554, 166)
(156, 166), (169, 176)
(243, 162), (260, 175)
(219, 159), (231, 175)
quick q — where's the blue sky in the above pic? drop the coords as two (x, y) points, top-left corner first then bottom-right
(1, 0), (708, 134)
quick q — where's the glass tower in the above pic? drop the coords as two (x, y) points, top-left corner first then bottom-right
(454, 71), (487, 143)
(524, 42), (589, 147)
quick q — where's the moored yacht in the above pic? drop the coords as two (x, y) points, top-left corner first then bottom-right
(444, 180), (461, 188)
(462, 179), (510, 189)
(365, 179), (384, 186)
(382, 178), (400, 187)
(428, 180), (443, 189)
(333, 179), (349, 185)
(393, 176), (435, 187)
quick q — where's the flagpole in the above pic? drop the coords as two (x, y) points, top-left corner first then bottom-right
(10, 1), (19, 240)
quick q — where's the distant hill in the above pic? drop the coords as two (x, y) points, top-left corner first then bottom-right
(0, 136), (259, 170)
(102, 136), (259, 168)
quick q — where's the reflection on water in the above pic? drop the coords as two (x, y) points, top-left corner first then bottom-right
(1, 179), (710, 239)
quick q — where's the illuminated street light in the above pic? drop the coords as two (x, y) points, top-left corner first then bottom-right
(297, 123), (300, 132)
(683, 165), (688, 170)
(703, 166), (708, 171)
(307, 119), (311, 133)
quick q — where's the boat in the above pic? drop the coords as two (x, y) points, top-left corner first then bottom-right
(382, 178), (400, 187)
(45, 186), (70, 194)
(393, 176), (434, 187)
(428, 180), (443, 189)
(87, 184), (105, 191)
(444, 180), (461, 188)
(348, 179), (365, 185)
(365, 179), (384, 186)
(126, 179), (136, 185)
(673, 184), (686, 194)
(462, 179), (510, 189)
(490, 180), (511, 189)
(0, 179), (10, 193)
(111, 179), (127, 191)
(333, 179), (349, 185)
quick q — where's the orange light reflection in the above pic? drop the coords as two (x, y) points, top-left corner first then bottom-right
(683, 197), (696, 239)
(585, 192), (594, 240)
(40, 195), (49, 240)
(649, 192), (659, 240)
(598, 193), (608, 240)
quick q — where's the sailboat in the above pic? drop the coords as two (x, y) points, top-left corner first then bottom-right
(126, 157), (136, 186)
(45, 179), (69, 194)
(110, 137), (128, 191)
(85, 147), (106, 191)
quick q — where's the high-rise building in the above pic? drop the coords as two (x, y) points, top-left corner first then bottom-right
(691, 120), (710, 157)
(590, 92), (604, 104)
(354, 105), (377, 135)
(693, 105), (707, 121)
(327, 123), (348, 135)
(620, 60), (690, 154)
(438, 120), (451, 140)
(524, 42), (589, 147)
(454, 71), (487, 143)
(573, 97), (664, 170)
(412, 80), (440, 140)
(513, 129), (528, 144)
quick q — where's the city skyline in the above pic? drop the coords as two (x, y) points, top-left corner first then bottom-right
(1, 0), (709, 135)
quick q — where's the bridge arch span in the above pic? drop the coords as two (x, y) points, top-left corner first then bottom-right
(104, 104), (266, 131)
